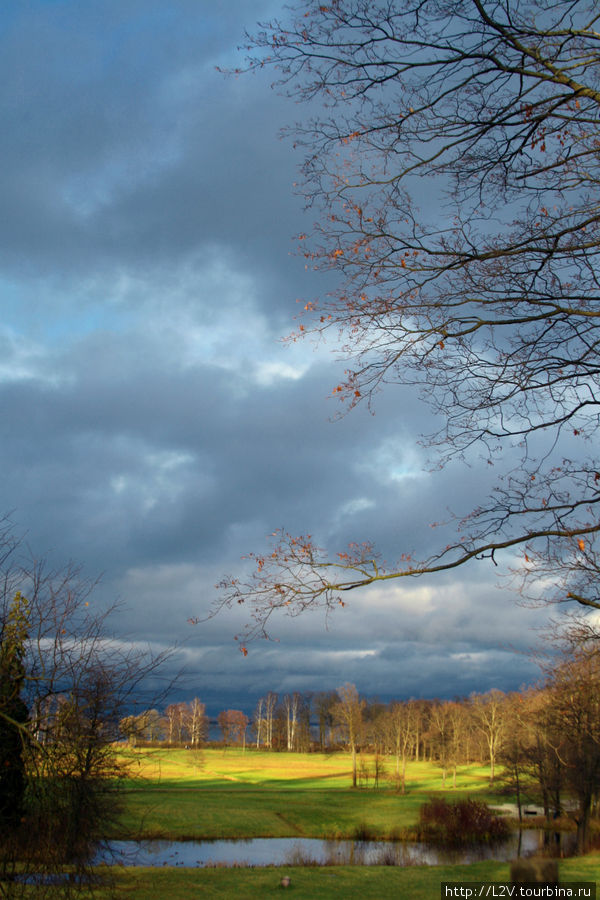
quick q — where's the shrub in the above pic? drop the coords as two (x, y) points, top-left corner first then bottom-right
(352, 821), (379, 842)
(418, 797), (509, 845)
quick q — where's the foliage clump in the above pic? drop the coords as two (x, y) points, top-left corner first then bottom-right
(418, 797), (509, 846)
(0, 591), (29, 829)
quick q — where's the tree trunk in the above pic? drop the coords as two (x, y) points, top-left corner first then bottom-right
(515, 768), (523, 825)
(576, 797), (592, 854)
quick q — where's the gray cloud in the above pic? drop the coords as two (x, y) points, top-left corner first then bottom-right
(0, 1), (555, 716)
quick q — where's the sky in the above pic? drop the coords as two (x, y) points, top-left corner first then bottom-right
(0, 0), (553, 715)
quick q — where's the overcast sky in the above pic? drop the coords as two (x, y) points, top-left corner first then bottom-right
(0, 0), (552, 715)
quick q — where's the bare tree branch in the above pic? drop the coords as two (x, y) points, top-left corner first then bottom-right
(214, 0), (600, 644)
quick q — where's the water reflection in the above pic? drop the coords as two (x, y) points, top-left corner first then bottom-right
(96, 830), (577, 869)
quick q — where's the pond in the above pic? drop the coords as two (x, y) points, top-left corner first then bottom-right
(95, 830), (577, 869)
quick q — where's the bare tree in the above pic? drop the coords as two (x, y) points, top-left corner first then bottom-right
(254, 696), (264, 749)
(384, 701), (415, 794)
(165, 702), (187, 745)
(430, 702), (454, 789)
(294, 692), (314, 752)
(217, 709), (249, 747)
(264, 691), (278, 749)
(334, 683), (365, 788)
(471, 690), (506, 784)
(314, 690), (337, 750)
(411, 701), (430, 763)
(541, 632), (600, 853)
(213, 0), (600, 643)
(498, 689), (543, 825)
(283, 692), (301, 751)
(0, 521), (174, 895)
(186, 697), (207, 747)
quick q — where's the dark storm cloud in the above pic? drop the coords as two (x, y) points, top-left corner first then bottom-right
(0, 301), (545, 706)
(0, 1), (556, 711)
(0, 333), (428, 569)
(0, 0), (306, 306)
(168, 593), (542, 713)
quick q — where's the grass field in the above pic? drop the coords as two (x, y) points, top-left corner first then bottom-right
(116, 747), (505, 840)
(104, 747), (600, 898)
(106, 856), (600, 900)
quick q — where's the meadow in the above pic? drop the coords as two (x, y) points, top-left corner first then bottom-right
(116, 747), (501, 840)
(103, 747), (600, 899)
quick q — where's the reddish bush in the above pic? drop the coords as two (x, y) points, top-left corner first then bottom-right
(419, 797), (509, 845)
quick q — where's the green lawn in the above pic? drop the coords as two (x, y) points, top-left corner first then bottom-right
(105, 856), (600, 900)
(116, 748), (508, 840)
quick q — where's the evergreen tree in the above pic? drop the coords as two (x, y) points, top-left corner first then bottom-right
(0, 591), (29, 828)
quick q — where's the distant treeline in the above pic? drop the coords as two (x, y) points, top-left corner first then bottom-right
(121, 644), (600, 853)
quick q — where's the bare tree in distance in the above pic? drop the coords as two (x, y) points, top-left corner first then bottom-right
(186, 697), (208, 747)
(212, 0), (600, 647)
(284, 692), (301, 751)
(471, 690), (506, 785)
(335, 682), (365, 788)
(218, 709), (249, 747)
(384, 701), (415, 793)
